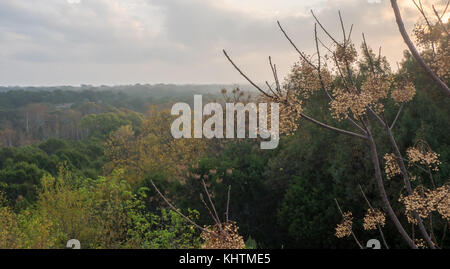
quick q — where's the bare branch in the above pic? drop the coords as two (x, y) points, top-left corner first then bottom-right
(313, 24), (367, 135)
(225, 38), (367, 140)
(378, 46), (382, 63)
(317, 38), (333, 53)
(200, 193), (221, 225)
(150, 180), (207, 233)
(265, 81), (279, 98)
(440, 0), (450, 19)
(269, 56), (282, 93)
(226, 185), (231, 223)
(311, 10), (340, 45)
(390, 103), (404, 130)
(390, 0), (450, 97)
(383, 124), (437, 249)
(323, 65), (368, 134)
(314, 23), (322, 71)
(365, 128), (418, 249)
(412, 0), (437, 54)
(362, 33), (376, 73)
(358, 184), (389, 249)
(334, 198), (364, 249)
(347, 24), (354, 43)
(338, 10), (347, 41)
(277, 20), (316, 68)
(300, 113), (368, 140)
(223, 50), (273, 98)
(432, 5), (450, 36)
(201, 178), (222, 228)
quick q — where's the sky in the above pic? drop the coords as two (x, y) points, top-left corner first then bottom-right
(0, 0), (446, 86)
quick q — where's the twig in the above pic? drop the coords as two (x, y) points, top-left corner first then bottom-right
(265, 81), (279, 98)
(223, 50), (272, 98)
(300, 113), (368, 140)
(359, 184), (389, 249)
(224, 43), (367, 140)
(314, 24), (366, 134)
(440, 1), (450, 19)
(384, 124), (437, 249)
(390, 103), (404, 130)
(277, 21), (316, 68)
(150, 180), (207, 233)
(347, 24), (354, 43)
(432, 5), (449, 36)
(365, 128), (418, 249)
(200, 193), (221, 225)
(334, 198), (364, 249)
(269, 56), (282, 94)
(338, 10), (347, 41)
(201, 178), (222, 229)
(311, 10), (340, 45)
(362, 33), (376, 73)
(412, 0), (436, 54)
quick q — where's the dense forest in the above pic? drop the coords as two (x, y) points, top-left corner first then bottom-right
(0, 48), (448, 248)
(0, 2), (449, 249)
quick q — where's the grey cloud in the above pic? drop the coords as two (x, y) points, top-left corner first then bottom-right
(0, 0), (423, 85)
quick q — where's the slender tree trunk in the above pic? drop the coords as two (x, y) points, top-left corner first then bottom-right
(385, 127), (436, 248)
(366, 127), (417, 248)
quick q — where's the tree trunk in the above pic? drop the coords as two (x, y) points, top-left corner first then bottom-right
(366, 127), (417, 248)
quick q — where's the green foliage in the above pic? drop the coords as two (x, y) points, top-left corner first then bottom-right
(80, 108), (143, 140)
(0, 138), (105, 203)
(127, 207), (201, 249)
(0, 168), (202, 249)
(245, 236), (258, 249)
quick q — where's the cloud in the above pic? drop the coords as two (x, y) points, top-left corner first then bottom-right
(0, 0), (427, 86)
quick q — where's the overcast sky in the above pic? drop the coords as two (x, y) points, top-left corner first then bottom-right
(0, 0), (446, 86)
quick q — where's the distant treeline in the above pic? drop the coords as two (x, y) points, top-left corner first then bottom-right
(0, 83), (245, 110)
(0, 84), (245, 147)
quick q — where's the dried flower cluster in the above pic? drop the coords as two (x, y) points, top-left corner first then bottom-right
(335, 211), (353, 238)
(413, 23), (443, 49)
(433, 185), (450, 221)
(285, 59), (332, 99)
(279, 98), (303, 136)
(363, 208), (386, 230)
(259, 90), (303, 136)
(360, 73), (393, 114)
(327, 57), (416, 119)
(329, 72), (416, 120)
(220, 87), (252, 103)
(330, 88), (372, 120)
(200, 221), (245, 249)
(399, 185), (450, 223)
(335, 42), (358, 64)
(406, 146), (441, 171)
(384, 153), (401, 180)
(414, 238), (427, 249)
(434, 44), (450, 81)
(391, 79), (416, 104)
(361, 74), (390, 102)
(413, 21), (449, 81)
(274, 56), (337, 135)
